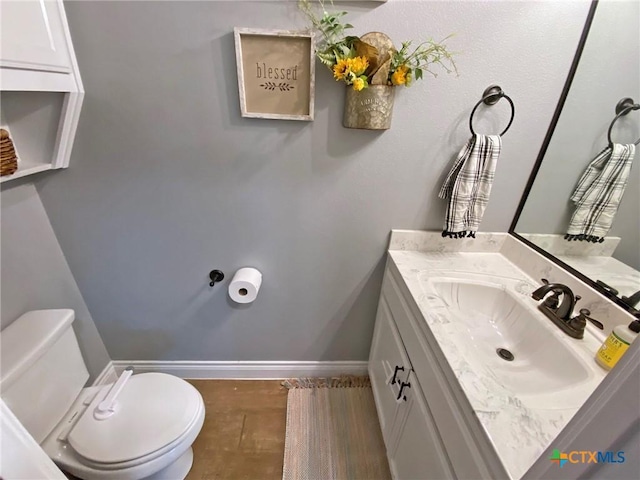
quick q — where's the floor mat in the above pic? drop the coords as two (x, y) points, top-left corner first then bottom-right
(282, 376), (391, 480)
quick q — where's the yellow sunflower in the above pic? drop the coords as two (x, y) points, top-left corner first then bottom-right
(352, 77), (366, 91)
(333, 59), (350, 81)
(348, 56), (369, 76)
(391, 65), (409, 86)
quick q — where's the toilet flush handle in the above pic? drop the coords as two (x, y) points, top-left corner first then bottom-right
(94, 367), (133, 420)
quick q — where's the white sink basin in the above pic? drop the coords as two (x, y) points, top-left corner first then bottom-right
(423, 276), (597, 406)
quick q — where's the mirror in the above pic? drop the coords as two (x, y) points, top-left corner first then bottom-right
(512, 0), (640, 311)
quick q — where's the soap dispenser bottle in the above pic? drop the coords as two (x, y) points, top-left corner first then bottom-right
(595, 320), (640, 370)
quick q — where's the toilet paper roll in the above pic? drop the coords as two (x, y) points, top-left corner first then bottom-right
(228, 267), (262, 304)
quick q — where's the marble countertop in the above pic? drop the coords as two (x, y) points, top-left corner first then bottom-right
(388, 248), (607, 479)
(555, 254), (640, 299)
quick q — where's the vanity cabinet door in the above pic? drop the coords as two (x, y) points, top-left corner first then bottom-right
(369, 293), (411, 454)
(0, 0), (72, 73)
(391, 371), (454, 480)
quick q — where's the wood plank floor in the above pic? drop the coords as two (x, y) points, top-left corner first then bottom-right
(186, 380), (289, 480)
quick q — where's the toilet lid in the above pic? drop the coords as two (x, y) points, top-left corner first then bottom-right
(68, 373), (202, 464)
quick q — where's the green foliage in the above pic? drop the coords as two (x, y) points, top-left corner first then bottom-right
(298, 0), (458, 87)
(299, 1), (358, 69)
(390, 37), (458, 82)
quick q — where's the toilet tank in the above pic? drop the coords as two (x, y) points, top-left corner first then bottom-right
(0, 309), (89, 443)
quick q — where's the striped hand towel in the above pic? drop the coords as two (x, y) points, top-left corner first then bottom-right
(566, 143), (635, 242)
(439, 134), (502, 238)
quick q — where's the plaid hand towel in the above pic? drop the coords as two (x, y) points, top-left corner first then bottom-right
(566, 143), (635, 242)
(439, 134), (502, 238)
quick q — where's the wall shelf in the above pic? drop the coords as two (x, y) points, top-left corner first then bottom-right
(0, 0), (84, 184)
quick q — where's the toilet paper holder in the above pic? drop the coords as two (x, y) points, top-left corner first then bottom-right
(209, 270), (224, 287)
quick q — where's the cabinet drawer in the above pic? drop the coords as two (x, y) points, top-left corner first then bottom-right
(383, 267), (507, 479)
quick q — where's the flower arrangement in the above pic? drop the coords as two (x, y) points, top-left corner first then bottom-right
(299, 0), (457, 91)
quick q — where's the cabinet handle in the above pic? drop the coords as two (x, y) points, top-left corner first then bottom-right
(391, 365), (405, 385)
(397, 381), (411, 401)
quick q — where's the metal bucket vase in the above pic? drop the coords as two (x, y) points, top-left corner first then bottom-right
(343, 85), (395, 130)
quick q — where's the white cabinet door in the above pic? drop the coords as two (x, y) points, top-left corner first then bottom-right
(369, 294), (411, 453)
(391, 371), (454, 480)
(0, 0), (83, 182)
(0, 0), (71, 73)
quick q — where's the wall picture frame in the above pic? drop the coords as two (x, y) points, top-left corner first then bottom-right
(234, 28), (315, 121)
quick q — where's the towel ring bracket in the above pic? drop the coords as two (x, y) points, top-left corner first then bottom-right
(469, 85), (515, 137)
(480, 85), (503, 106)
(607, 97), (640, 147)
(615, 98), (636, 116)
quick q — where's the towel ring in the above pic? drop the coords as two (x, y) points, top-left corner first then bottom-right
(469, 85), (515, 137)
(607, 97), (640, 147)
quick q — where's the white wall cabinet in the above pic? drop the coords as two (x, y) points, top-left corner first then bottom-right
(1, 0), (72, 73)
(369, 260), (509, 480)
(0, 0), (84, 183)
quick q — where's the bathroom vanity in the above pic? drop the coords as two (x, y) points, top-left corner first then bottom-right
(369, 231), (633, 480)
(369, 3), (639, 474)
(370, 256), (508, 480)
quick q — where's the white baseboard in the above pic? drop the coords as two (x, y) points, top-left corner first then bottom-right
(110, 360), (369, 380)
(91, 362), (118, 386)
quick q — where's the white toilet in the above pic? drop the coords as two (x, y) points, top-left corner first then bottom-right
(0, 309), (205, 480)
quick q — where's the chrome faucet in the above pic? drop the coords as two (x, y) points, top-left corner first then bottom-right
(531, 279), (603, 339)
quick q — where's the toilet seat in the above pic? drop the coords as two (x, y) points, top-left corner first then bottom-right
(68, 373), (201, 466)
(42, 373), (205, 480)
(72, 402), (203, 471)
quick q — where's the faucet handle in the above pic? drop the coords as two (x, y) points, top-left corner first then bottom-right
(596, 280), (619, 296)
(571, 308), (604, 331)
(583, 309), (604, 330)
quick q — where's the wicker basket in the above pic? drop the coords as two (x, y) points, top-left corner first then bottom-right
(1, 128), (19, 177)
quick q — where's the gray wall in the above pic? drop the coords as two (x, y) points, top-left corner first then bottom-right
(516, 0), (640, 269)
(35, 0), (591, 361)
(1, 182), (111, 381)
